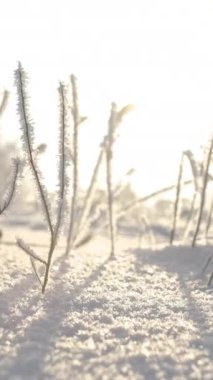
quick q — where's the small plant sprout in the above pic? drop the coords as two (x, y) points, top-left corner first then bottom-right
(15, 63), (67, 293)
(105, 102), (134, 258)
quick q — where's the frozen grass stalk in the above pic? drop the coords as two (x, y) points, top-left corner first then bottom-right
(72, 140), (105, 247)
(191, 137), (213, 247)
(205, 195), (213, 240)
(0, 158), (19, 215)
(15, 63), (66, 293)
(208, 271), (213, 286)
(0, 90), (19, 214)
(66, 75), (86, 255)
(182, 151), (202, 241)
(117, 179), (193, 219)
(73, 142), (104, 247)
(0, 89), (9, 117)
(105, 103), (134, 258)
(183, 191), (197, 241)
(73, 147), (134, 249)
(106, 104), (116, 258)
(170, 153), (184, 245)
(138, 215), (155, 248)
(69, 100), (133, 253)
(73, 133), (134, 248)
(42, 83), (67, 292)
(170, 150), (201, 244)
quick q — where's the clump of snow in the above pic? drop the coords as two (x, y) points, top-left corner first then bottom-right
(0, 233), (212, 379)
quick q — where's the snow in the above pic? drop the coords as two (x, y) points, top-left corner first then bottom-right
(0, 229), (213, 379)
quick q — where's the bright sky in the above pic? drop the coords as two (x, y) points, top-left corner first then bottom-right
(0, 0), (213, 195)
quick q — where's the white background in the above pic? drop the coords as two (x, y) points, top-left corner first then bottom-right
(0, 0), (213, 194)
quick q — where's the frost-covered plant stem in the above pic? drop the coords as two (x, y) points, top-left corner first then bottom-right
(0, 159), (19, 215)
(53, 84), (66, 242)
(183, 190), (197, 241)
(117, 180), (193, 219)
(72, 138), (106, 247)
(205, 195), (213, 240)
(182, 150), (202, 242)
(66, 75), (80, 255)
(192, 137), (213, 247)
(105, 102), (134, 258)
(0, 90), (9, 117)
(138, 215), (155, 248)
(15, 63), (66, 293)
(0, 91), (19, 215)
(170, 153), (184, 245)
(208, 271), (213, 286)
(41, 83), (66, 293)
(105, 108), (115, 258)
(15, 63), (53, 237)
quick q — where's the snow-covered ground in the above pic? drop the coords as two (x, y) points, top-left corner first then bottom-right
(0, 225), (212, 380)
